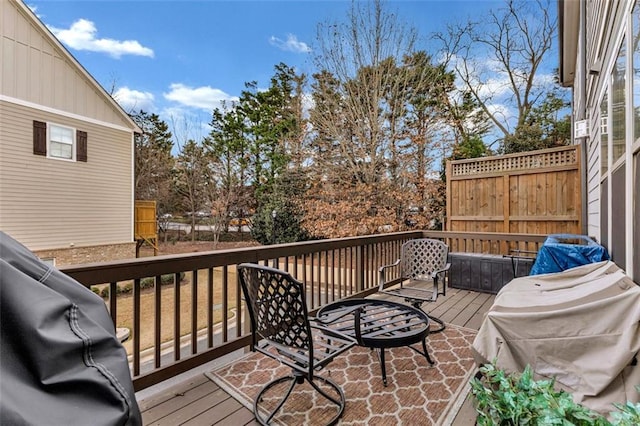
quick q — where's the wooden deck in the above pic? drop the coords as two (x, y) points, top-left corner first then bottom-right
(137, 287), (495, 425)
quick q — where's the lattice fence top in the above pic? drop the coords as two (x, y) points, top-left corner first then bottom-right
(450, 146), (578, 177)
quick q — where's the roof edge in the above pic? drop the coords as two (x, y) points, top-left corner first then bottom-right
(558, 0), (579, 88)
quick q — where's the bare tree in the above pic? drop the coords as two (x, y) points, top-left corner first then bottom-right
(174, 140), (210, 242)
(436, 0), (555, 147)
(305, 0), (456, 236)
(311, 0), (426, 185)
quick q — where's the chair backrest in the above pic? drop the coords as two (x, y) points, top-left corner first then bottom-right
(237, 263), (312, 350)
(400, 239), (449, 280)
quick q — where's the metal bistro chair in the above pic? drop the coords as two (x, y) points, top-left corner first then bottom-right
(378, 238), (451, 333)
(237, 263), (356, 426)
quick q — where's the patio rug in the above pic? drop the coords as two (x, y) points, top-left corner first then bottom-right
(206, 324), (478, 425)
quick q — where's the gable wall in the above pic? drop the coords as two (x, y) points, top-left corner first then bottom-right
(1, 0), (132, 129)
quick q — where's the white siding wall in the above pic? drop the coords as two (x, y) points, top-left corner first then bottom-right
(0, 101), (133, 250)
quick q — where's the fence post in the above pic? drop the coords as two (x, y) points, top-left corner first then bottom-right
(446, 160), (452, 231)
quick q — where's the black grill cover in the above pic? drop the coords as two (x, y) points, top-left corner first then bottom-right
(0, 232), (141, 425)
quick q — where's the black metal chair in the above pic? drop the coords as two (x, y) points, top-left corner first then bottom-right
(378, 238), (451, 333)
(237, 263), (356, 426)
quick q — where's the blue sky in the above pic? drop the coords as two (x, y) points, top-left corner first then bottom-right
(29, 0), (515, 141)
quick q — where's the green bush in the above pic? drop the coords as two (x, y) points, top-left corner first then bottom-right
(95, 273), (186, 299)
(470, 362), (640, 426)
(140, 272), (185, 288)
(610, 398), (640, 425)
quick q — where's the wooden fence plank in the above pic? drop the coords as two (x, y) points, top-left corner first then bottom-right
(447, 146), (581, 236)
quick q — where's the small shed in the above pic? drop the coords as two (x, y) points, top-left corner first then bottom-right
(134, 200), (158, 256)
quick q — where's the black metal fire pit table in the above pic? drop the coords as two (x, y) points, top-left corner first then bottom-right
(317, 298), (434, 386)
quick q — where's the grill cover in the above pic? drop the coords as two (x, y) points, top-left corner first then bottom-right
(0, 232), (141, 425)
(472, 261), (640, 414)
(530, 234), (610, 275)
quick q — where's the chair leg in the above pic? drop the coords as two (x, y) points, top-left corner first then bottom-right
(426, 314), (445, 333)
(408, 300), (446, 333)
(254, 372), (346, 426)
(307, 376), (345, 407)
(254, 375), (297, 425)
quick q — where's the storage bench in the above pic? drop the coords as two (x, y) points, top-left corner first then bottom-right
(448, 252), (534, 294)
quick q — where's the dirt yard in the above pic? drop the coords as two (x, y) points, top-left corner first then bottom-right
(119, 237), (262, 355)
(138, 238), (261, 257)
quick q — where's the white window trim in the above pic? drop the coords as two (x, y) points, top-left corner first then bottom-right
(40, 257), (56, 267)
(47, 122), (76, 162)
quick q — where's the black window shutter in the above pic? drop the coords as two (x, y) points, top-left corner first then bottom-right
(76, 130), (87, 162)
(33, 121), (47, 156)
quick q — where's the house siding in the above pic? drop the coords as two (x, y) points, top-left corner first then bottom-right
(0, 100), (133, 251)
(0, 0), (138, 257)
(564, 0), (638, 279)
(582, 0), (626, 244)
(586, 108), (600, 241)
(1, 0), (131, 129)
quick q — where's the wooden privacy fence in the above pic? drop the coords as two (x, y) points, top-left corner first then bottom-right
(445, 145), (581, 236)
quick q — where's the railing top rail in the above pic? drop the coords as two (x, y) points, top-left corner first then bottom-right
(61, 231), (423, 284)
(61, 231), (546, 285)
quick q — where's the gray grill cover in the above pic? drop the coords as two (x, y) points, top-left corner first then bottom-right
(472, 261), (640, 414)
(0, 232), (141, 425)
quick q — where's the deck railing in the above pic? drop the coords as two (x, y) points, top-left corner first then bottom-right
(60, 230), (545, 391)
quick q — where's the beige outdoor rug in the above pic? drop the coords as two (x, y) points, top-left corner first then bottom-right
(206, 324), (478, 425)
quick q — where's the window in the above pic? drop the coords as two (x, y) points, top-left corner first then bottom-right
(49, 124), (74, 160)
(40, 257), (56, 267)
(634, 1), (640, 144)
(32, 120), (87, 162)
(611, 38), (626, 165)
(600, 91), (608, 177)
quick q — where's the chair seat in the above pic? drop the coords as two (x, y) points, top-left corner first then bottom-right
(381, 280), (438, 303)
(237, 263), (356, 425)
(256, 322), (355, 376)
(377, 239), (450, 333)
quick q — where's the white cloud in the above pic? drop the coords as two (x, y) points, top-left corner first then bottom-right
(476, 77), (511, 99)
(536, 72), (557, 88)
(112, 87), (155, 112)
(50, 19), (154, 59)
(163, 83), (238, 111)
(301, 92), (314, 119)
(269, 34), (311, 53)
(27, 4), (40, 17)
